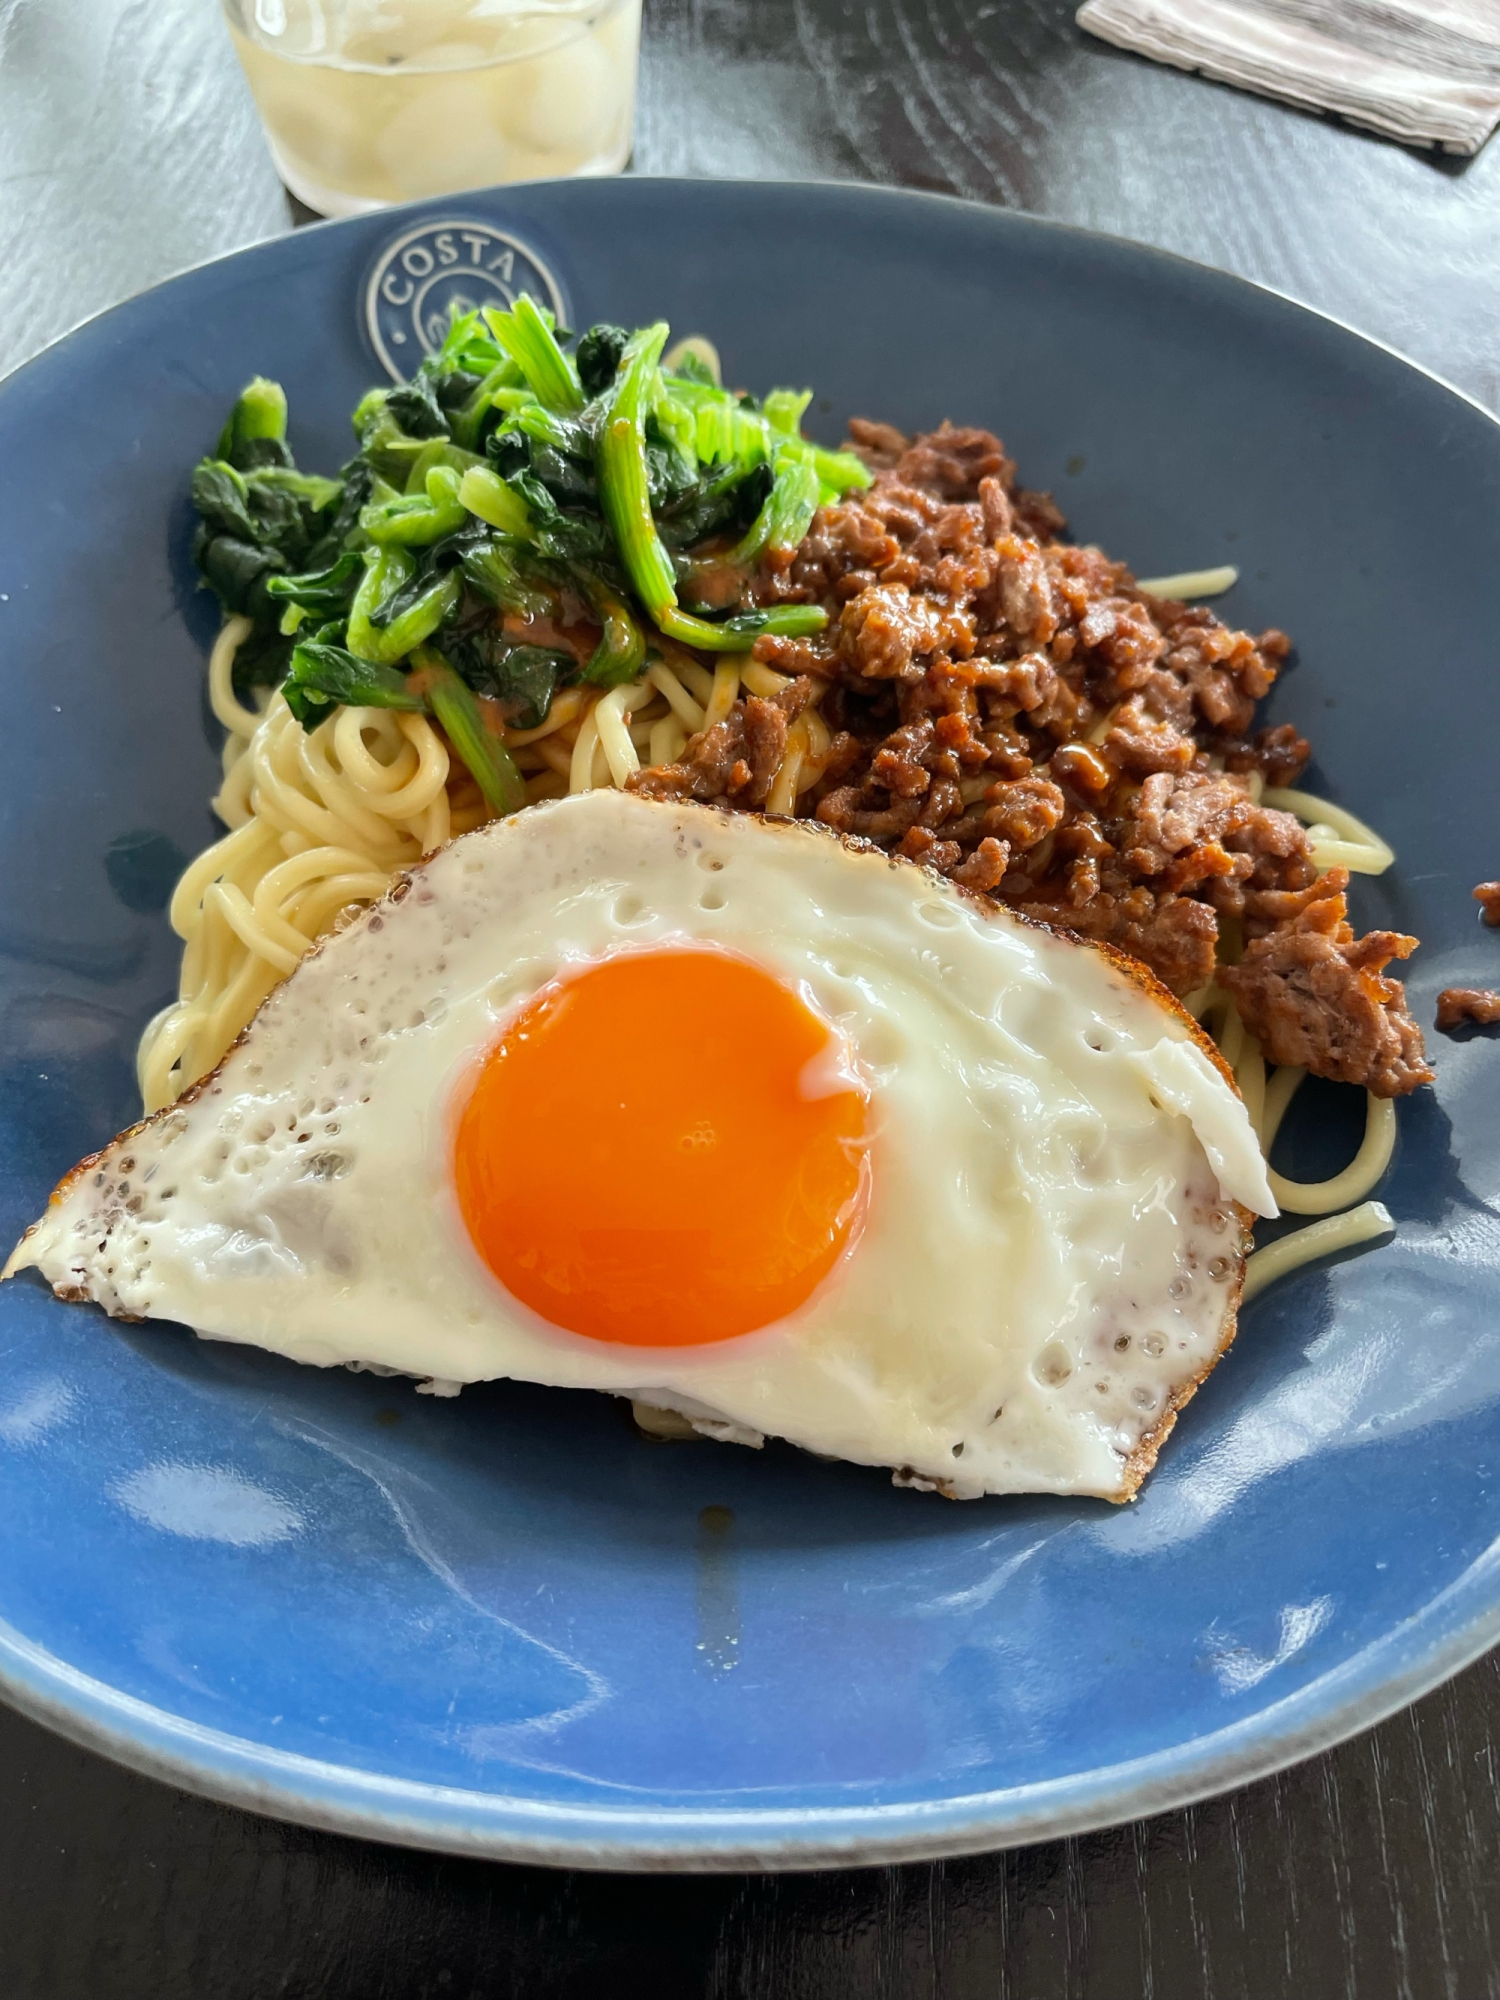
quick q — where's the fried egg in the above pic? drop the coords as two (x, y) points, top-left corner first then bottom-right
(6, 790), (1274, 1500)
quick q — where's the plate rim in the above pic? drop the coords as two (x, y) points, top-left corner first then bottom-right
(3, 173), (1499, 1869)
(4, 172), (1499, 439)
(4, 1569), (1498, 1869)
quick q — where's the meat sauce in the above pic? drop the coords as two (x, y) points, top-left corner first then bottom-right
(628, 420), (1433, 1097)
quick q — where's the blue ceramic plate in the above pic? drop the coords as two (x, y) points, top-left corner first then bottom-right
(2, 180), (1498, 1870)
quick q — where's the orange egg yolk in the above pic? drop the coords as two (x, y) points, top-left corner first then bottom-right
(453, 946), (869, 1347)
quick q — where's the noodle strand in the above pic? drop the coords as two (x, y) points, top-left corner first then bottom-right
(1269, 1093), (1396, 1216)
(1243, 1202), (1394, 1303)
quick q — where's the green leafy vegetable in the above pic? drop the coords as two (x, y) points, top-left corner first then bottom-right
(384, 372), (450, 441)
(580, 580), (646, 688)
(404, 438), (484, 493)
(359, 464), (468, 547)
(191, 311), (865, 741)
(483, 297), (583, 415)
(453, 529), (557, 621)
(264, 548), (364, 616)
(576, 324), (628, 398)
(596, 321), (679, 622)
(733, 446), (821, 565)
(458, 465), (532, 536)
(449, 636), (574, 730)
(216, 377), (292, 470)
(353, 391), (434, 486)
(659, 603), (831, 652)
(411, 645), (527, 814)
(346, 547), (461, 664)
(282, 640), (426, 726)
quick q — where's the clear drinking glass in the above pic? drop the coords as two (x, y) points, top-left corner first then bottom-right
(221, 0), (642, 217)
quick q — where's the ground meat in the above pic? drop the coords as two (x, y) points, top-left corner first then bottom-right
(1241, 871), (1339, 931)
(1124, 772), (1305, 875)
(816, 786), (923, 840)
(626, 695), (786, 809)
(992, 536), (1058, 645)
(983, 776), (1066, 850)
(839, 583), (948, 679)
(1220, 876), (1433, 1096)
(1117, 772), (1311, 913)
(1220, 722), (1311, 788)
(846, 417), (908, 470)
(870, 718), (937, 797)
(893, 421), (1013, 500)
(953, 837), (1010, 892)
(1017, 888), (1217, 996)
(1101, 699), (1196, 778)
(624, 417), (1429, 1094)
(1474, 882), (1500, 926)
(1437, 988), (1500, 1030)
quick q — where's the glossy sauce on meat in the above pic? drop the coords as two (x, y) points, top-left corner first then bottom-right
(629, 418), (1432, 1097)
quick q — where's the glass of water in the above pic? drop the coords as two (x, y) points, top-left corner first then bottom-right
(221, 0), (642, 217)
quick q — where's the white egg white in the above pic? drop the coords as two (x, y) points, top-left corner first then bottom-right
(6, 790), (1274, 1500)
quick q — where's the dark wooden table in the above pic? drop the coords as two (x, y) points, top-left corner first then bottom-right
(5, 1), (1499, 1993)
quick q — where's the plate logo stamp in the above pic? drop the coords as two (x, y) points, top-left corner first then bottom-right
(365, 219), (569, 382)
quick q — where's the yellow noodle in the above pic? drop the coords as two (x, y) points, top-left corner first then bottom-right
(252, 846), (383, 948)
(139, 640), (457, 1109)
(664, 648), (716, 708)
(649, 715), (688, 768)
(207, 614), (261, 735)
(766, 735), (805, 818)
(1263, 787), (1395, 875)
(533, 735), (576, 779)
(800, 708), (831, 778)
(1134, 565), (1239, 600)
(1310, 835), (1393, 874)
(417, 787), (450, 853)
(302, 722), (418, 849)
(1270, 1093), (1396, 1215)
(169, 818), (276, 940)
(211, 880), (303, 976)
(645, 661), (706, 732)
(1176, 978), (1390, 1248)
(569, 700), (604, 794)
(256, 710), (378, 853)
(215, 752), (256, 828)
(1234, 1034), (1266, 1140)
(1214, 1000), (1245, 1073)
(289, 873), (396, 937)
(703, 660), (741, 730)
(355, 712), (449, 822)
(330, 706), (415, 792)
(136, 1001), (200, 1094)
(1242, 1202), (1394, 1303)
(595, 682), (646, 786)
(503, 686), (587, 746)
(1026, 831), (1056, 880)
(200, 949), (284, 1070)
(765, 702), (835, 816)
(740, 659), (791, 699)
